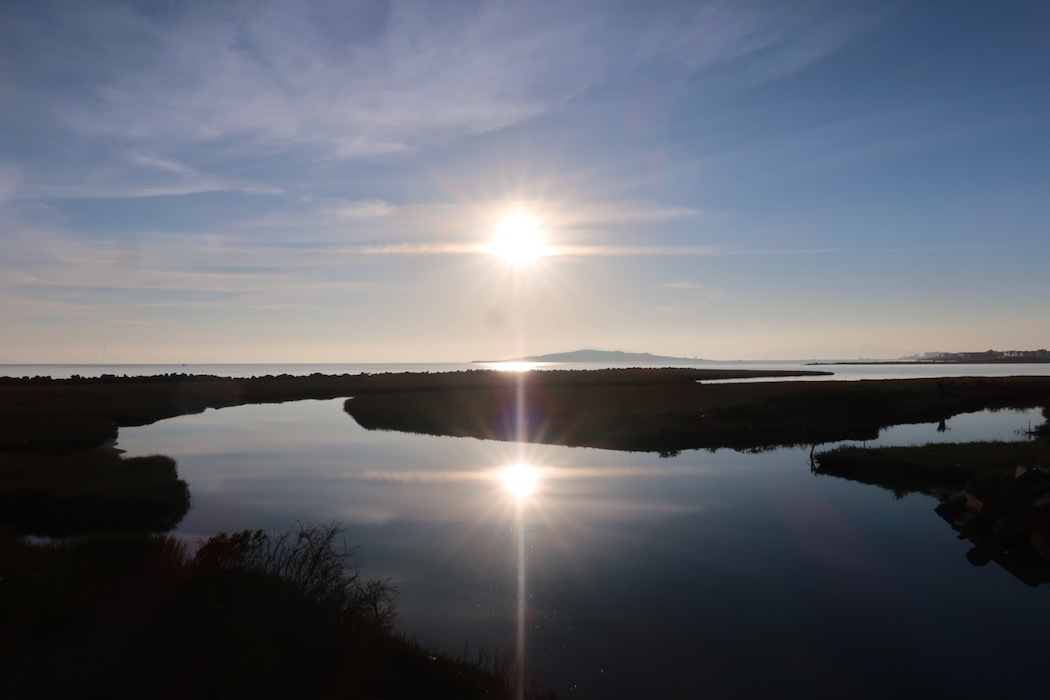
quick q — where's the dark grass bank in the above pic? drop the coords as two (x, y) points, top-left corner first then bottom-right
(0, 523), (549, 700)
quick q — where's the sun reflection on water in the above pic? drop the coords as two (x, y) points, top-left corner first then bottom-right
(484, 361), (545, 372)
(501, 463), (541, 501)
(492, 460), (543, 700)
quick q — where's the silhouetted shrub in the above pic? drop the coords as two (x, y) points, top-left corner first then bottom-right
(194, 522), (397, 627)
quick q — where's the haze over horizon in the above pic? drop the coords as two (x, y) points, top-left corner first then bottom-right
(2, 1), (1048, 364)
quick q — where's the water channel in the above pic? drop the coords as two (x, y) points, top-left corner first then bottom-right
(118, 399), (1047, 698)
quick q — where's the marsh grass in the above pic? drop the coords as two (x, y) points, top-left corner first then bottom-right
(813, 439), (1050, 498)
(192, 522), (398, 627)
(345, 374), (1050, 455)
(0, 368), (822, 450)
(0, 522), (542, 699)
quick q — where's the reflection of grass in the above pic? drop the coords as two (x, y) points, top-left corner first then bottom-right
(0, 450), (190, 536)
(812, 439), (1050, 497)
(345, 374), (1050, 455)
(819, 440), (1048, 474)
(0, 523), (544, 699)
(342, 373), (1050, 503)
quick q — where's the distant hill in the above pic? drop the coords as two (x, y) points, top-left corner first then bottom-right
(476, 349), (708, 363)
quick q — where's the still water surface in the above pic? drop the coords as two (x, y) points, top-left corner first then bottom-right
(116, 393), (1049, 699)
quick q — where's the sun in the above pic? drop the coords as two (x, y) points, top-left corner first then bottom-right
(489, 212), (546, 264)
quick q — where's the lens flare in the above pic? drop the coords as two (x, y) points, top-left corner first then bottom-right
(501, 463), (540, 500)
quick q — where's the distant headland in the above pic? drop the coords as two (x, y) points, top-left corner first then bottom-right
(474, 349), (708, 364)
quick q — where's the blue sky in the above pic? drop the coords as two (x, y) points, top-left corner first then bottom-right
(2, 0), (1047, 362)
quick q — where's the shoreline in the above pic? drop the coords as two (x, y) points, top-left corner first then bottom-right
(807, 360), (1050, 366)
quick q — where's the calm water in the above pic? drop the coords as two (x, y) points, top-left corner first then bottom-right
(116, 392), (1050, 699)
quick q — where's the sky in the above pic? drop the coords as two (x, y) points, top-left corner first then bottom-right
(1, 0), (1048, 363)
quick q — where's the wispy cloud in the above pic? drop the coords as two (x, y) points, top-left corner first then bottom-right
(57, 1), (612, 159)
(313, 243), (732, 257)
(340, 243), (483, 256)
(121, 151), (197, 177)
(555, 203), (708, 228)
(20, 181), (283, 200)
(548, 245), (729, 257)
(633, 1), (875, 88)
(226, 195), (714, 249)
(239, 198), (394, 228)
(5, 150), (282, 201)
(0, 218), (392, 306)
(26, 0), (868, 164)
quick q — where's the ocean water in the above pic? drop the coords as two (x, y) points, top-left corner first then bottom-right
(3, 360), (1050, 381)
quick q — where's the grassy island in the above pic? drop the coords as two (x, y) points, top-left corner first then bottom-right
(342, 370), (1050, 458)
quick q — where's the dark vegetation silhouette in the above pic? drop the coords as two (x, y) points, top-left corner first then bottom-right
(0, 522), (550, 699)
(0, 368), (824, 450)
(344, 373), (1050, 456)
(0, 452), (190, 536)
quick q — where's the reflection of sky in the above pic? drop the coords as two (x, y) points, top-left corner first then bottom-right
(118, 398), (738, 535)
(117, 400), (1042, 534)
(117, 399), (1050, 698)
(825, 406), (1043, 449)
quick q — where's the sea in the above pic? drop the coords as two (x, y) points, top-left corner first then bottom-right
(4, 360), (1050, 381)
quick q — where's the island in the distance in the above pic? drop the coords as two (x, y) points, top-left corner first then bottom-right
(474, 348), (708, 363)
